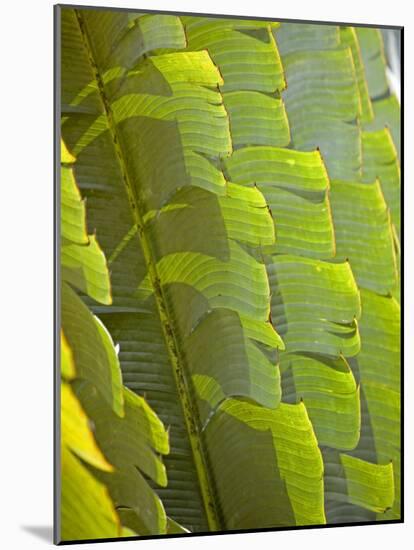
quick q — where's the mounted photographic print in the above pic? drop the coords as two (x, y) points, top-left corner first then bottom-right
(55, 3), (403, 544)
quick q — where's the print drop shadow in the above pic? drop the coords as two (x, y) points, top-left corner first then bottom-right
(21, 525), (53, 543)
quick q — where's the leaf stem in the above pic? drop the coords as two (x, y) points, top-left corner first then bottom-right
(75, 9), (221, 532)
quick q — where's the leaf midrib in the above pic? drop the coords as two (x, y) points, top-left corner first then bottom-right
(75, 9), (221, 532)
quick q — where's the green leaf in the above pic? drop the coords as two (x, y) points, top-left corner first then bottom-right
(150, 239), (271, 323)
(60, 133), (171, 540)
(108, 56), (231, 207)
(281, 353), (360, 450)
(181, 16), (280, 32)
(74, 381), (170, 535)
(224, 146), (329, 192)
(184, 17), (286, 93)
(340, 27), (374, 124)
(61, 381), (113, 473)
(330, 179), (398, 295)
(61, 158), (88, 245)
(276, 41), (361, 180)
(356, 28), (389, 100)
(204, 399), (325, 527)
(61, 8), (286, 533)
(61, 330), (75, 381)
(98, 14), (187, 71)
(62, 282), (124, 417)
(326, 147), (400, 521)
(224, 146), (335, 259)
(61, 139), (76, 163)
(61, 446), (120, 541)
(61, 10), (210, 530)
(61, 235), (112, 305)
(283, 48), (360, 122)
(362, 129), (400, 236)
(224, 91), (290, 148)
(115, 510), (190, 537)
(60, 331), (119, 541)
(167, 517), (191, 534)
(355, 290), (401, 519)
(120, 526), (137, 537)
(60, 8), (401, 534)
(185, 308), (282, 424)
(274, 23), (340, 55)
(324, 451), (394, 514)
(266, 255), (361, 357)
(364, 94), (400, 159)
(76, 383), (169, 479)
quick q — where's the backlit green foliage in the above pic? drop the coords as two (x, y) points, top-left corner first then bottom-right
(59, 7), (401, 541)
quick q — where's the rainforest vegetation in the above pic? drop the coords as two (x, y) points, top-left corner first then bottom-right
(59, 6), (401, 542)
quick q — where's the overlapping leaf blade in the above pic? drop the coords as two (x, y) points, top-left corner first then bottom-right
(59, 137), (171, 540)
(59, 8), (401, 536)
(205, 399), (325, 527)
(61, 8), (290, 532)
(224, 146), (335, 259)
(60, 334), (120, 541)
(329, 179), (398, 295)
(273, 22), (399, 523)
(274, 23), (362, 181)
(281, 354), (360, 450)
